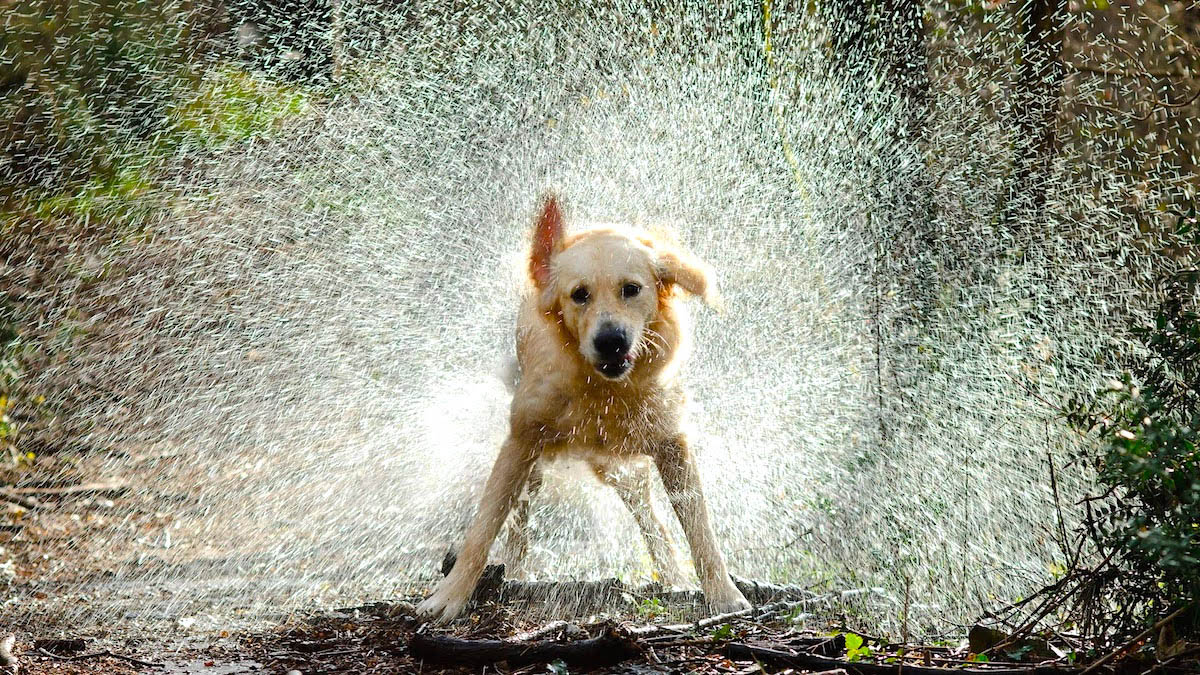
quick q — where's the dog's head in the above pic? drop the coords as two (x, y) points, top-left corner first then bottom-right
(529, 193), (718, 381)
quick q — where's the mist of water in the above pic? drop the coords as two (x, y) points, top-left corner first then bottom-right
(4, 1), (1184, 637)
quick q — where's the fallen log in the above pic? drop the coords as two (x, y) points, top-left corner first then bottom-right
(725, 643), (1084, 675)
(409, 626), (640, 669)
(437, 553), (818, 614)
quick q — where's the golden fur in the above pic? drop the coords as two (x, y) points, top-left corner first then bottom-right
(417, 194), (750, 622)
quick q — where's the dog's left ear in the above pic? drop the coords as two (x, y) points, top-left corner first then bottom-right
(530, 193), (565, 311)
(530, 193), (564, 286)
(654, 246), (722, 310)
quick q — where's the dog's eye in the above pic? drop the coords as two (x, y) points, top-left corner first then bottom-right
(622, 283), (642, 299)
(570, 286), (590, 304)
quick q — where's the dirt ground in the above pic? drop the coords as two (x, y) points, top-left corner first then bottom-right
(0, 450), (840, 674)
(4, 453), (1197, 675)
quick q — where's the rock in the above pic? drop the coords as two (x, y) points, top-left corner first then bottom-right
(968, 623), (1058, 661)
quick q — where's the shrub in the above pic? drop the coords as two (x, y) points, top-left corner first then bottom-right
(1068, 204), (1199, 636)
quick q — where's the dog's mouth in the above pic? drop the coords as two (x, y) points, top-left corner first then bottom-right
(595, 354), (634, 379)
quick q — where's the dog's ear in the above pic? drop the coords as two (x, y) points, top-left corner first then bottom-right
(654, 246), (722, 310)
(530, 193), (564, 292)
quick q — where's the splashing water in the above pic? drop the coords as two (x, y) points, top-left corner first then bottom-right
(3, 1), (1190, 637)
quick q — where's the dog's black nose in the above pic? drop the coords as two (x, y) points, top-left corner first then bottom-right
(593, 324), (630, 358)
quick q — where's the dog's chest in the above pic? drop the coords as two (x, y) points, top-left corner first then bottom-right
(548, 388), (681, 455)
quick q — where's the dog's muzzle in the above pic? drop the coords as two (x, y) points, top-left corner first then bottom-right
(593, 324), (633, 379)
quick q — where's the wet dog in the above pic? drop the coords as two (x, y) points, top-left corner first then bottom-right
(417, 194), (750, 622)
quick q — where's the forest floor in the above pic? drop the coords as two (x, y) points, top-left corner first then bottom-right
(2, 453), (1196, 675)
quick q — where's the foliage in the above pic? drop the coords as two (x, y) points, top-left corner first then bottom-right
(0, 2), (312, 457)
(171, 66), (309, 151)
(635, 597), (664, 619)
(0, 1), (215, 197)
(1, 2), (308, 204)
(1066, 204), (1200, 636)
(711, 623), (735, 640)
(843, 632), (872, 662)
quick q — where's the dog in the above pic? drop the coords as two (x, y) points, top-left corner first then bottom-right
(416, 193), (751, 622)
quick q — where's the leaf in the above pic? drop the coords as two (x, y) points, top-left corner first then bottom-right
(711, 623), (734, 640)
(547, 659), (569, 675)
(844, 633), (863, 652)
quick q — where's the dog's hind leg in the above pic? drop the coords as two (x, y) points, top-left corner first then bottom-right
(417, 436), (540, 622)
(652, 435), (751, 613)
(499, 462), (543, 579)
(592, 456), (687, 588)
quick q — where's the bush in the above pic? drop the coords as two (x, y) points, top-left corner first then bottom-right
(1068, 204), (1200, 636)
(0, 1), (217, 199)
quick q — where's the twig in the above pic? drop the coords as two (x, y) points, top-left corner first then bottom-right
(37, 647), (163, 668)
(1046, 448), (1072, 566)
(625, 600), (797, 638)
(726, 643), (1083, 675)
(1066, 62), (1191, 79)
(1078, 604), (1194, 675)
(513, 620), (570, 642)
(0, 490), (37, 509)
(8, 481), (128, 498)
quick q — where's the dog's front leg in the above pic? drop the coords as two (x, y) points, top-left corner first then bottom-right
(652, 435), (751, 614)
(417, 436), (539, 622)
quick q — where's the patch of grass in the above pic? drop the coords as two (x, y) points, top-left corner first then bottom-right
(170, 66), (310, 151)
(28, 164), (158, 228)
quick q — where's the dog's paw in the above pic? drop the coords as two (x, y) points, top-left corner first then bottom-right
(706, 585), (752, 614)
(711, 595), (753, 614)
(416, 585), (469, 624)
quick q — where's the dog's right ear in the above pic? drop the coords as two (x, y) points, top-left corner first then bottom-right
(529, 193), (564, 295)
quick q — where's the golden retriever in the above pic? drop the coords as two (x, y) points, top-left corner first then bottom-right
(417, 193), (750, 622)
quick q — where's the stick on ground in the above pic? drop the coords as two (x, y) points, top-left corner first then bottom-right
(725, 643), (1084, 675)
(409, 627), (640, 668)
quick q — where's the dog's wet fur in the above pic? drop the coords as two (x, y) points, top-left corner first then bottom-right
(417, 193), (750, 622)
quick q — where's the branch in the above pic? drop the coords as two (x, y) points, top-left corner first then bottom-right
(725, 643), (1083, 675)
(1066, 62), (1192, 80)
(408, 626), (640, 668)
(1078, 603), (1194, 675)
(6, 481), (127, 498)
(36, 647), (163, 669)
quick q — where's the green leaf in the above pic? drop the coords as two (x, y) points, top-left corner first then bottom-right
(844, 633), (863, 652)
(547, 659), (569, 675)
(711, 623), (735, 640)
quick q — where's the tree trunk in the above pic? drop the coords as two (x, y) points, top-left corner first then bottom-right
(1006, 0), (1066, 226)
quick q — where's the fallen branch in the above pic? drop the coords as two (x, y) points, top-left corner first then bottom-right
(1078, 604), (1194, 675)
(625, 600), (827, 642)
(725, 643), (1083, 675)
(440, 556), (818, 615)
(37, 648), (163, 669)
(8, 481), (127, 498)
(409, 626), (640, 668)
(0, 490), (38, 509)
(513, 620), (573, 642)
